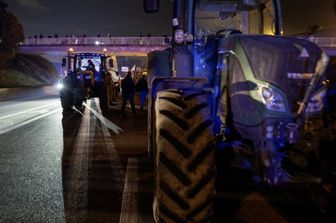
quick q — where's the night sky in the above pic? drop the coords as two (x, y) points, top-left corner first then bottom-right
(6, 0), (336, 37)
(7, 0), (173, 37)
(281, 0), (336, 35)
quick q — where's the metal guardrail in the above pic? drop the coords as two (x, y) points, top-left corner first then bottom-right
(305, 37), (336, 48)
(22, 36), (336, 49)
(22, 36), (171, 46)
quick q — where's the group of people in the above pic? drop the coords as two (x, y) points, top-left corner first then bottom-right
(112, 69), (148, 117)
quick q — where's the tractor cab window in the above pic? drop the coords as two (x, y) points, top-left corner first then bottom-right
(194, 0), (277, 37)
(75, 55), (102, 72)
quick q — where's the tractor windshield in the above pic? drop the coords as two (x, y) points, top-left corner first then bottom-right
(75, 54), (102, 72)
(194, 0), (278, 36)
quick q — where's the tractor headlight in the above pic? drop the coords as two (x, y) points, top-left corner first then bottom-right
(305, 89), (326, 113)
(260, 86), (287, 112)
(56, 82), (64, 90)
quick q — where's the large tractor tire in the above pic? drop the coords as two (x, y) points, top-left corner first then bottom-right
(147, 49), (172, 157)
(61, 90), (73, 111)
(60, 76), (73, 111)
(73, 88), (85, 110)
(153, 89), (216, 223)
(97, 81), (108, 110)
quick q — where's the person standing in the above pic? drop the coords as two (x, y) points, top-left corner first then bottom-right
(120, 71), (136, 117)
(135, 75), (148, 111)
(86, 59), (96, 72)
(86, 59), (96, 97)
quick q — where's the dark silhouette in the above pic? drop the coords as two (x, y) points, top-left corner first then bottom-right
(135, 75), (148, 111)
(307, 24), (322, 35)
(86, 59), (96, 72)
(120, 71), (136, 116)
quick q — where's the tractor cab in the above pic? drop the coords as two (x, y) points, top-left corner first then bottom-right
(71, 52), (106, 97)
(60, 50), (112, 111)
(193, 0), (282, 84)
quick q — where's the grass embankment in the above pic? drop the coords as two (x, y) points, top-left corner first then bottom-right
(0, 54), (58, 88)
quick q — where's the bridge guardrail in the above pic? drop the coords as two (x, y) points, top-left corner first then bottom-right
(305, 37), (336, 48)
(23, 36), (336, 48)
(22, 36), (171, 46)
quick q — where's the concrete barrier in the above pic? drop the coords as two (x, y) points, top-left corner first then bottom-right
(0, 85), (58, 101)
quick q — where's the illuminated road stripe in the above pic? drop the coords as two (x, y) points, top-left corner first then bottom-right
(83, 101), (123, 134)
(70, 98), (125, 222)
(0, 108), (62, 135)
(119, 158), (140, 223)
(86, 99), (134, 223)
(92, 97), (142, 223)
(65, 100), (95, 223)
(0, 103), (57, 120)
(94, 98), (125, 180)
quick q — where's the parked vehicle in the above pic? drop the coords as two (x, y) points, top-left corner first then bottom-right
(144, 0), (330, 222)
(60, 49), (117, 110)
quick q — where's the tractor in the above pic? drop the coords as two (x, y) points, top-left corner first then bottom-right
(60, 49), (118, 111)
(144, 0), (330, 222)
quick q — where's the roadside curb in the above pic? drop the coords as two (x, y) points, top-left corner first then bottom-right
(0, 86), (58, 101)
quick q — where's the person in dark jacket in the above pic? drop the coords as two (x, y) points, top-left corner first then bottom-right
(86, 59), (96, 97)
(86, 59), (96, 72)
(120, 71), (136, 116)
(135, 75), (148, 111)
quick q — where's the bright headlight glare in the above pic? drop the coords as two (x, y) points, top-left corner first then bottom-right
(56, 82), (64, 89)
(305, 89), (325, 113)
(260, 85), (287, 112)
(174, 29), (184, 44)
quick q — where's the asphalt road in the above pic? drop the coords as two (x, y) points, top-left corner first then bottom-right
(0, 93), (333, 223)
(0, 94), (152, 223)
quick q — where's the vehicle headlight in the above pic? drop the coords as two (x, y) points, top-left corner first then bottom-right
(56, 82), (64, 89)
(260, 85), (287, 112)
(305, 89), (325, 113)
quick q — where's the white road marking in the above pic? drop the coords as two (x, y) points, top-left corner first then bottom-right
(94, 98), (125, 188)
(91, 100), (135, 223)
(0, 103), (57, 120)
(65, 98), (125, 222)
(0, 108), (62, 135)
(83, 101), (123, 134)
(119, 158), (141, 223)
(0, 120), (14, 129)
(65, 100), (95, 223)
(72, 106), (84, 116)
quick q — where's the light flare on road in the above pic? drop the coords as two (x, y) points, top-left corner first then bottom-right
(83, 101), (123, 134)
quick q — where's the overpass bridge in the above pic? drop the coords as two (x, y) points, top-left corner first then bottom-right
(20, 35), (336, 53)
(19, 36), (170, 56)
(18, 36), (171, 75)
(18, 36), (336, 75)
